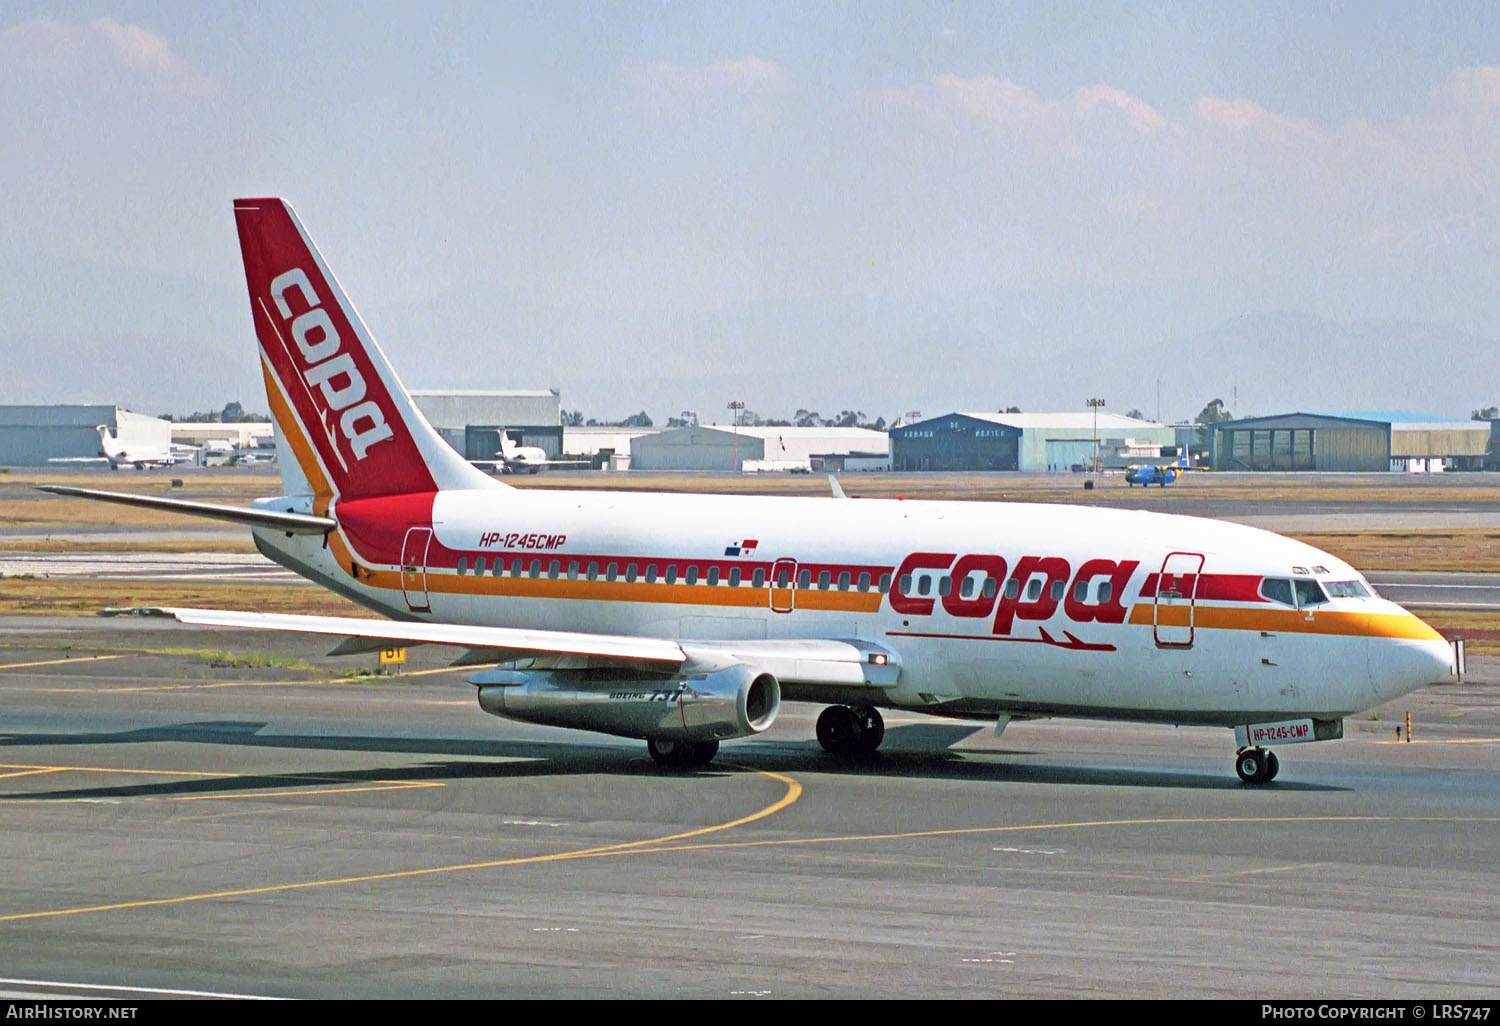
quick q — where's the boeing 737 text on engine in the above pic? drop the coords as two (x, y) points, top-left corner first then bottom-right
(44, 198), (1456, 785)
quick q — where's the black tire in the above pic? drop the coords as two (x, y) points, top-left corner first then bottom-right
(1264, 751), (1280, 782)
(816, 705), (862, 756)
(853, 707), (885, 754)
(1235, 749), (1269, 785)
(647, 738), (718, 768)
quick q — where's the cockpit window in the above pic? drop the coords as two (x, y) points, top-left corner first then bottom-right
(1294, 579), (1328, 607)
(1260, 578), (1295, 607)
(1324, 580), (1370, 599)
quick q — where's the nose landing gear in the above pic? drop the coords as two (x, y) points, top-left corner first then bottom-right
(1235, 747), (1280, 785)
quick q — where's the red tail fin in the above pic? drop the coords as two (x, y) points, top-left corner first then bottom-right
(233, 198), (499, 501)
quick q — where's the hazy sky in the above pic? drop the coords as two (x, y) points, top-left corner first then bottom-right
(4, 2), (1500, 423)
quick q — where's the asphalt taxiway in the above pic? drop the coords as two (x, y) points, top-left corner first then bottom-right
(0, 615), (1496, 999)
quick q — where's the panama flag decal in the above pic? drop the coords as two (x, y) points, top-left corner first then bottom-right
(724, 539), (759, 557)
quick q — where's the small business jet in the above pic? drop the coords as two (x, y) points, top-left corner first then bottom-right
(1125, 452), (1192, 488)
(44, 199), (1454, 785)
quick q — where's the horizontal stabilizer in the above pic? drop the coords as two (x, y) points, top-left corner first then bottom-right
(38, 486), (335, 534)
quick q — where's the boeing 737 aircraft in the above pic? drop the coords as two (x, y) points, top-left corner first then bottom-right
(45, 198), (1455, 784)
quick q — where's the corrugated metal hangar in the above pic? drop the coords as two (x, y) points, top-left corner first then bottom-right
(891, 412), (1174, 472)
(1212, 412), (1490, 472)
(631, 426), (890, 472)
(410, 389), (562, 460)
(0, 405), (170, 466)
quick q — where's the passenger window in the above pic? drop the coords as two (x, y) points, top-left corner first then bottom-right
(1260, 578), (1295, 607)
(1005, 579), (1020, 600)
(664, 565), (678, 584)
(510, 559), (522, 578)
(1026, 579), (1042, 601)
(727, 567), (741, 587)
(960, 576), (976, 599)
(982, 577), (998, 599)
(1073, 580), (1087, 603)
(798, 570), (811, 589)
(753, 568), (766, 588)
(586, 561), (598, 581)
(838, 572), (851, 591)
(474, 557), (486, 576)
(529, 559), (541, 578)
(625, 563), (638, 583)
(646, 564), (658, 584)
(685, 566), (699, 585)
(548, 561), (560, 580)
(606, 562), (618, 582)
(916, 575), (931, 596)
(1294, 579), (1328, 607)
(857, 572), (871, 592)
(492, 560), (503, 578)
(937, 576), (952, 596)
(1050, 580), (1064, 602)
(1098, 581), (1112, 604)
(567, 561), (579, 580)
(817, 571), (831, 590)
(706, 567), (720, 585)
(879, 573), (892, 593)
(456, 557), (468, 576)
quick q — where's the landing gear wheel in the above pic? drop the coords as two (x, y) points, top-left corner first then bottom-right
(1235, 747), (1275, 785)
(852, 706), (885, 754)
(647, 738), (719, 768)
(816, 705), (885, 756)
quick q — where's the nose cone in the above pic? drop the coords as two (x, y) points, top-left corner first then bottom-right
(1368, 614), (1454, 704)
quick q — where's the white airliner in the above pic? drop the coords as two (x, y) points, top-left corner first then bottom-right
(48, 426), (187, 471)
(474, 431), (588, 475)
(44, 198), (1455, 784)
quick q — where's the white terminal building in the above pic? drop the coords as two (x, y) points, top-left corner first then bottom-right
(410, 389), (562, 461)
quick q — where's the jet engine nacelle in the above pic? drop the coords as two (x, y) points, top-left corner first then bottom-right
(473, 664), (780, 742)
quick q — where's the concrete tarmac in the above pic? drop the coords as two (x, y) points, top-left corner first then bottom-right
(0, 616), (1496, 999)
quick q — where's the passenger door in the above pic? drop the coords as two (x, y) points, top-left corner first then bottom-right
(1154, 551), (1204, 648)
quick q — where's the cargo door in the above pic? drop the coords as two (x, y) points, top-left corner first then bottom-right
(1153, 551), (1204, 648)
(401, 526), (433, 613)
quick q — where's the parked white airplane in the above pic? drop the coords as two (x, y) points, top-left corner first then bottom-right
(89, 426), (186, 470)
(473, 431), (588, 475)
(44, 198), (1455, 784)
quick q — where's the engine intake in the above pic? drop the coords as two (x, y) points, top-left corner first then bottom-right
(475, 664), (780, 742)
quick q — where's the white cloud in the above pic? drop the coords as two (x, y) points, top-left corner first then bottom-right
(1193, 96), (1319, 141)
(874, 74), (1170, 135)
(0, 16), (217, 98)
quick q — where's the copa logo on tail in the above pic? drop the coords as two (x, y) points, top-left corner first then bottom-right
(267, 267), (394, 462)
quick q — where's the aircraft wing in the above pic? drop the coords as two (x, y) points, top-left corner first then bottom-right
(107, 607), (899, 686)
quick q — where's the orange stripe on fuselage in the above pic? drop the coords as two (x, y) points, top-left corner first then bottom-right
(1129, 603), (1445, 641)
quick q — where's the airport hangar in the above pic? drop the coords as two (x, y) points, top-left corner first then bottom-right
(890, 412), (1176, 472)
(1210, 412), (1490, 472)
(410, 389), (563, 461)
(0, 404), (171, 465)
(630, 425), (891, 472)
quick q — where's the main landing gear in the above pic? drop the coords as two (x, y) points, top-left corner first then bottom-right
(647, 738), (719, 768)
(1235, 747), (1280, 785)
(816, 705), (885, 757)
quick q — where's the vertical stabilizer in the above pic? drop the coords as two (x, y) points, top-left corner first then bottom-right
(233, 198), (502, 501)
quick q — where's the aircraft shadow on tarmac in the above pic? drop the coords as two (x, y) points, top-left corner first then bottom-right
(0, 719), (1341, 797)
